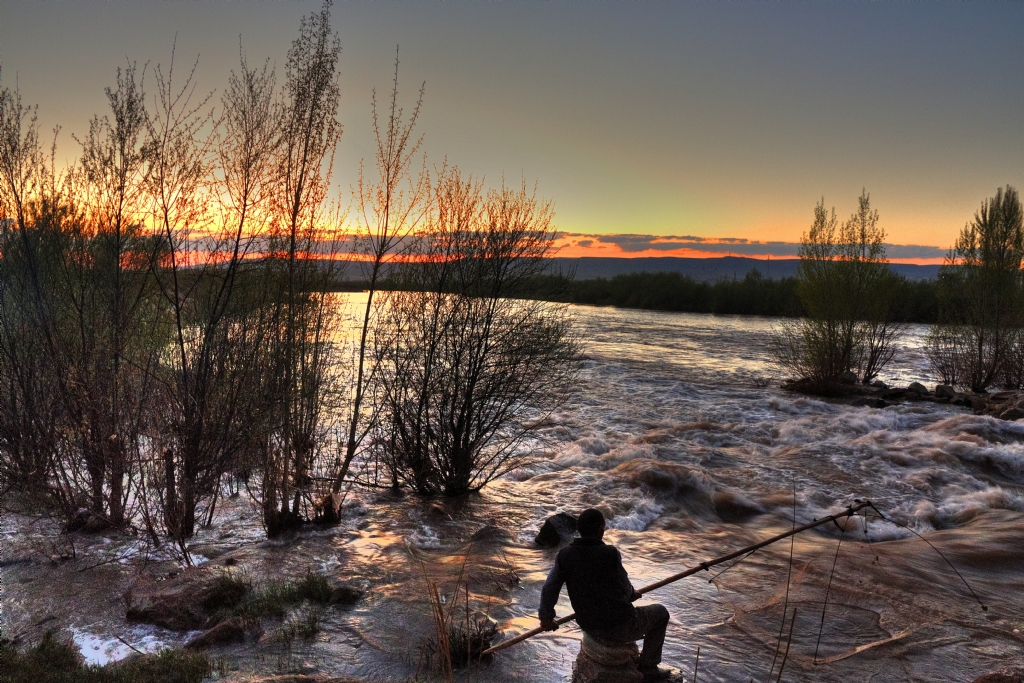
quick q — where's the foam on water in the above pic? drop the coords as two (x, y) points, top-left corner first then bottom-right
(7, 303), (1024, 682)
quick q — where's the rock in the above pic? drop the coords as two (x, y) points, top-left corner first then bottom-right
(881, 387), (907, 400)
(852, 397), (888, 409)
(185, 617), (247, 649)
(935, 384), (956, 398)
(185, 544), (233, 561)
(970, 391), (1024, 421)
(1000, 406), (1024, 421)
(972, 668), (1024, 683)
(125, 568), (247, 631)
(907, 381), (929, 396)
(535, 512), (578, 548)
(840, 370), (858, 385)
(572, 633), (643, 683)
(871, 379), (888, 389)
(328, 582), (364, 606)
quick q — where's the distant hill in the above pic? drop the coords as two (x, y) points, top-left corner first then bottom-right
(544, 256), (940, 282)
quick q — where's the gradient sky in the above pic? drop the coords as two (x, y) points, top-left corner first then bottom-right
(1, 1), (1021, 261)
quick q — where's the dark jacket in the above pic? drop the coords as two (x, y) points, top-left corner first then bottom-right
(538, 538), (636, 634)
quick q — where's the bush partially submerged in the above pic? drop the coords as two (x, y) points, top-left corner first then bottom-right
(202, 571), (253, 613)
(229, 570), (333, 625)
(0, 632), (210, 683)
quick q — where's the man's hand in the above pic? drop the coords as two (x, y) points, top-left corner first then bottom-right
(631, 589), (641, 602)
(540, 617), (558, 632)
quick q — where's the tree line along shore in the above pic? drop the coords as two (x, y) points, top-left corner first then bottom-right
(373, 268), (941, 323)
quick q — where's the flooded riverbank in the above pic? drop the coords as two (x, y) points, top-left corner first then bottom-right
(4, 305), (1024, 681)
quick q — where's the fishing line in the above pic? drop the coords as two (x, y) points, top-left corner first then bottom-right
(813, 513), (846, 663)
(707, 548), (759, 584)
(766, 481), (797, 682)
(864, 502), (987, 612)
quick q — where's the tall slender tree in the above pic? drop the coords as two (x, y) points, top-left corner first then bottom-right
(329, 50), (429, 502)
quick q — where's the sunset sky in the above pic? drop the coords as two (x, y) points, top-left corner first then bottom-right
(1, 1), (1021, 263)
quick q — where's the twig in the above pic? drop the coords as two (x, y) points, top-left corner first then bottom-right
(767, 480), (797, 682)
(114, 634), (144, 655)
(813, 519), (846, 663)
(775, 608), (797, 683)
(692, 645), (700, 683)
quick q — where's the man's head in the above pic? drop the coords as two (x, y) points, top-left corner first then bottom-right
(577, 508), (606, 540)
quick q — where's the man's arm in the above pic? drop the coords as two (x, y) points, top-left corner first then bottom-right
(538, 555), (564, 631)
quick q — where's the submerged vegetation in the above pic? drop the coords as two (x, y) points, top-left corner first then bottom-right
(0, 0), (578, 553)
(763, 186), (1024, 394)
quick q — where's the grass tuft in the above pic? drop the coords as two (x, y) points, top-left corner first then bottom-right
(0, 632), (211, 683)
(202, 571), (252, 612)
(230, 570), (333, 626)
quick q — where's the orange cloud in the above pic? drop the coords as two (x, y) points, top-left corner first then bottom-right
(552, 233), (946, 265)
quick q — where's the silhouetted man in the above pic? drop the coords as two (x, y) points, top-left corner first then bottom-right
(539, 508), (672, 682)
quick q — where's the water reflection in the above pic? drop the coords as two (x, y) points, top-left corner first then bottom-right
(4, 304), (1024, 682)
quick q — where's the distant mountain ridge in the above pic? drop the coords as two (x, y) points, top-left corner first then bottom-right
(545, 256), (940, 282)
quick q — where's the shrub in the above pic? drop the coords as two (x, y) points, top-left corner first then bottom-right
(0, 633), (210, 683)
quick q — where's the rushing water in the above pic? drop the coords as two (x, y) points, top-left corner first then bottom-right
(4, 303), (1024, 682)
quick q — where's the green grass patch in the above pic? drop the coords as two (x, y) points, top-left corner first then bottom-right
(201, 571), (252, 613)
(0, 633), (210, 683)
(229, 570), (333, 625)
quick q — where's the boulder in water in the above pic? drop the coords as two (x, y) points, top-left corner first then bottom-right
(935, 384), (956, 399)
(535, 512), (578, 548)
(970, 391), (1024, 421)
(185, 616), (248, 649)
(126, 568), (246, 631)
(65, 509), (112, 534)
(907, 381), (929, 396)
(840, 370), (858, 385)
(572, 633), (643, 683)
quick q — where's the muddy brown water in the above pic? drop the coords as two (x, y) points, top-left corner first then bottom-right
(4, 303), (1024, 681)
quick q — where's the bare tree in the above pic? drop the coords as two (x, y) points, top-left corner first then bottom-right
(0, 74), (70, 510)
(370, 170), (579, 495)
(329, 50), (429, 504)
(255, 1), (347, 535)
(142, 46), (278, 550)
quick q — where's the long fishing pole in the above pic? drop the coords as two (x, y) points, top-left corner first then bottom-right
(480, 500), (872, 657)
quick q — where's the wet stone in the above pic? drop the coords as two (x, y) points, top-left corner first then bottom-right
(185, 616), (248, 649)
(535, 512), (578, 548)
(935, 384), (956, 399)
(125, 568), (240, 631)
(907, 381), (929, 396)
(572, 633), (643, 683)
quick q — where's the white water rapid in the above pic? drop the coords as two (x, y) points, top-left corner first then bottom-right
(4, 302), (1024, 682)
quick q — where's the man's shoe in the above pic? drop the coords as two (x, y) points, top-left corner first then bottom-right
(639, 666), (675, 682)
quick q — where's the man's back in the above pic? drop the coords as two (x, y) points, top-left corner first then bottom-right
(542, 538), (636, 634)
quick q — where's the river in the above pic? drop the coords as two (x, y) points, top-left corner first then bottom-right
(3, 303), (1024, 682)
